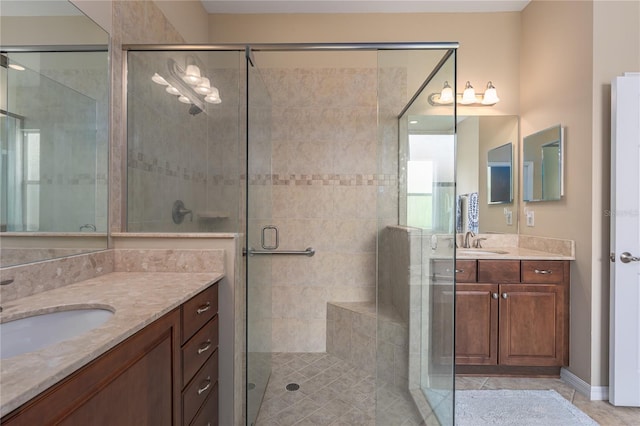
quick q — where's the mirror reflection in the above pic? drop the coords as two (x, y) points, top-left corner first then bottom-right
(522, 124), (564, 202)
(457, 115), (518, 233)
(0, 1), (109, 267)
(487, 143), (513, 204)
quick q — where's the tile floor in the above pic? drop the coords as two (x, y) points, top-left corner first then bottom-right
(254, 352), (424, 425)
(254, 353), (640, 425)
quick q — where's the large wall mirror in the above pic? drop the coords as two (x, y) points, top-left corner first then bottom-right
(0, 1), (109, 267)
(457, 115), (519, 233)
(522, 124), (564, 202)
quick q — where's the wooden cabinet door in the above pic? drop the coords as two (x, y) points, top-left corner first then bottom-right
(2, 310), (181, 426)
(499, 284), (566, 366)
(455, 283), (499, 365)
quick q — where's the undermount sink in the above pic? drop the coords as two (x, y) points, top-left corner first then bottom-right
(0, 308), (114, 359)
(457, 249), (508, 256)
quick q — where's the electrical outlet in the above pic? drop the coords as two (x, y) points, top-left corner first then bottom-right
(526, 210), (535, 227)
(506, 210), (513, 225)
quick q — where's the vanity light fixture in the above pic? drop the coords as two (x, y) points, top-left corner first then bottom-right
(439, 81), (454, 104)
(460, 81), (477, 105)
(428, 80), (500, 106)
(151, 56), (222, 114)
(481, 81), (500, 105)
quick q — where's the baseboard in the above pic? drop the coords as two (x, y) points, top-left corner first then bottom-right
(561, 368), (609, 401)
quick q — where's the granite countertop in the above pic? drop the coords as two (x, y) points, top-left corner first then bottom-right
(455, 246), (575, 260)
(0, 271), (223, 417)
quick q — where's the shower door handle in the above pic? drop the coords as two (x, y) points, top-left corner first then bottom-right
(261, 225), (279, 250)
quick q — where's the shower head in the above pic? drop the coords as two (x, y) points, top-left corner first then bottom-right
(189, 104), (203, 116)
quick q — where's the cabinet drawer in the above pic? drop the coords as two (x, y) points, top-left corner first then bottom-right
(521, 261), (565, 283)
(455, 260), (477, 283)
(183, 315), (219, 387)
(183, 284), (218, 344)
(190, 384), (219, 426)
(183, 350), (218, 426)
(433, 259), (476, 282)
(478, 260), (520, 283)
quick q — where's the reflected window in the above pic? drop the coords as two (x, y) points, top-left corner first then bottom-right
(407, 134), (455, 231)
(407, 160), (433, 229)
(24, 130), (40, 230)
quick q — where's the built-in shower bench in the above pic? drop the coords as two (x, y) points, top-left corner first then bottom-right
(326, 301), (408, 388)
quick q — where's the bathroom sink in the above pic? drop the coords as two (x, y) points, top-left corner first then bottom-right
(457, 249), (508, 256)
(0, 308), (114, 359)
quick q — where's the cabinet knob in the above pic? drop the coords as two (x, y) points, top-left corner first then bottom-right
(492, 293), (499, 299)
(502, 293), (508, 299)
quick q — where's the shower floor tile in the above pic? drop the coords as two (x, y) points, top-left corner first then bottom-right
(254, 352), (422, 426)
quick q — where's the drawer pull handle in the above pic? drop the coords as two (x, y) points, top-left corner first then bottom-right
(196, 302), (211, 315)
(455, 269), (464, 273)
(197, 377), (212, 395)
(198, 340), (212, 355)
(534, 269), (552, 274)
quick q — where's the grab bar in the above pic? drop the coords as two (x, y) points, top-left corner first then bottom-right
(245, 247), (315, 257)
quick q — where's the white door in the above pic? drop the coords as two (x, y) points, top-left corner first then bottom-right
(609, 72), (640, 407)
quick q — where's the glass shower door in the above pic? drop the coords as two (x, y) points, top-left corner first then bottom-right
(377, 48), (456, 425)
(245, 52), (273, 426)
(408, 52), (456, 426)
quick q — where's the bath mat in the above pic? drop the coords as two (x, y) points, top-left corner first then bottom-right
(455, 389), (598, 426)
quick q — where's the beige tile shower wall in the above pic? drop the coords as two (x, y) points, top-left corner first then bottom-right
(109, 0), (186, 233)
(126, 50), (243, 233)
(126, 51), (208, 232)
(261, 65), (380, 352)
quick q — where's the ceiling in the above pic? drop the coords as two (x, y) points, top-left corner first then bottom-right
(200, 0), (531, 14)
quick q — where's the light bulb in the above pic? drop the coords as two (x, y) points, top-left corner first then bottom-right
(205, 95), (221, 104)
(204, 87), (221, 104)
(182, 64), (202, 85)
(8, 63), (25, 71)
(194, 77), (214, 95)
(482, 81), (500, 105)
(178, 95), (192, 104)
(151, 73), (169, 85)
(166, 86), (180, 95)
(439, 81), (454, 104)
(460, 81), (476, 105)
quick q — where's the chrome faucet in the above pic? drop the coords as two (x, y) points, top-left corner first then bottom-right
(463, 231), (475, 248)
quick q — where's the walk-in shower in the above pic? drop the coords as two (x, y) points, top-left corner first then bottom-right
(125, 43), (457, 425)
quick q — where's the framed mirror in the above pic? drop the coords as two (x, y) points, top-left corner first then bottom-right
(0, 1), (109, 267)
(522, 124), (564, 202)
(487, 142), (513, 204)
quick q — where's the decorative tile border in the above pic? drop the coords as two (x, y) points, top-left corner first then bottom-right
(40, 174), (108, 185)
(127, 149), (207, 183)
(249, 173), (398, 186)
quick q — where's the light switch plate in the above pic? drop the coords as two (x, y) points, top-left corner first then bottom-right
(526, 210), (535, 227)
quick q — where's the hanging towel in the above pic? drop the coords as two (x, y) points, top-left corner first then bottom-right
(456, 195), (464, 233)
(468, 192), (479, 233)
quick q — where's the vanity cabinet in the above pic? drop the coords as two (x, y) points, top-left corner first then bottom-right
(181, 284), (219, 426)
(455, 260), (569, 375)
(1, 282), (219, 426)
